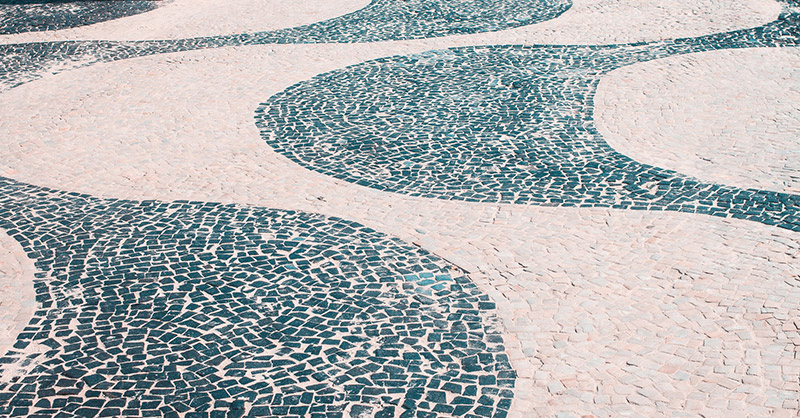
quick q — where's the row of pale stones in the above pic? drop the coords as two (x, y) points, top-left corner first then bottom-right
(0, 40), (797, 416)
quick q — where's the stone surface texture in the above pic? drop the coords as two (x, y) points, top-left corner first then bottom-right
(0, 0), (797, 417)
(0, 229), (35, 366)
(0, 0), (369, 43)
(596, 47), (800, 195)
(0, 0), (159, 35)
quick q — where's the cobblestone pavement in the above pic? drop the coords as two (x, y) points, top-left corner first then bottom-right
(596, 47), (800, 195)
(0, 228), (36, 363)
(0, 0), (797, 417)
(0, 0), (159, 35)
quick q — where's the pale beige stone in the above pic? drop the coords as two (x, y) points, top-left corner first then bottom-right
(0, 0), (781, 46)
(596, 48), (800, 194)
(0, 2), (795, 415)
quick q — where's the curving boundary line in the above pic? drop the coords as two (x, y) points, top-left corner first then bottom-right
(0, 0), (162, 35)
(253, 40), (800, 231)
(594, 47), (800, 195)
(1, 0), (794, 92)
(0, 176), (514, 417)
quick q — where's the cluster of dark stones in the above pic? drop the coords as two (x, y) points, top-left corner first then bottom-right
(0, 0), (159, 35)
(257, 0), (571, 43)
(255, 39), (799, 231)
(0, 178), (513, 417)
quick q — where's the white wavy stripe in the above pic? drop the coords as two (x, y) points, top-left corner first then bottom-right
(0, 0), (369, 43)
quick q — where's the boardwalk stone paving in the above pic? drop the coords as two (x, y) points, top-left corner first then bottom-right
(0, 0), (159, 35)
(254, 41), (799, 230)
(0, 178), (512, 417)
(0, 0), (797, 417)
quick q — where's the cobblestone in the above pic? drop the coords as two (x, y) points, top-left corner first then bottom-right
(596, 47), (800, 195)
(0, 0), (797, 417)
(0, 229), (35, 364)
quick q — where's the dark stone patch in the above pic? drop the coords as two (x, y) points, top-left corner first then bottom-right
(259, 0), (571, 43)
(254, 41), (800, 231)
(0, 0), (160, 35)
(0, 177), (513, 417)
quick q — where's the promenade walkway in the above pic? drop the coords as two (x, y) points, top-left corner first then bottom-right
(0, 1), (797, 416)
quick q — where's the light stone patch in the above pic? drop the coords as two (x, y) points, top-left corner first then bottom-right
(0, 229), (36, 361)
(0, 0), (369, 43)
(0, 0), (780, 46)
(463, 210), (800, 417)
(596, 47), (800, 195)
(503, 0), (781, 45)
(0, 45), (797, 416)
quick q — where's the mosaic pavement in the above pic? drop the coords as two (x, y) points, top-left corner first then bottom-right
(0, 0), (797, 417)
(0, 0), (159, 35)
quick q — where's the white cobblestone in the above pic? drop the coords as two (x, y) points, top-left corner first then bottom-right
(596, 47), (800, 195)
(0, 1), (796, 416)
(1, 45), (796, 416)
(0, 0), (781, 47)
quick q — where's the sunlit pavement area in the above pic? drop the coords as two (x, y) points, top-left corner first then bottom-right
(0, 0), (797, 417)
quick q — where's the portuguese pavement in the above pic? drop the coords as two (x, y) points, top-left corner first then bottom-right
(0, 0), (797, 417)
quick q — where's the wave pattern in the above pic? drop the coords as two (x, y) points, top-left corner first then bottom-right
(0, 178), (512, 417)
(254, 40), (799, 230)
(0, 0), (160, 35)
(0, 1), (798, 416)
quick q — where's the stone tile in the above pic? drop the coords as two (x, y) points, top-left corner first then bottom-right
(0, 1), (797, 417)
(596, 47), (800, 195)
